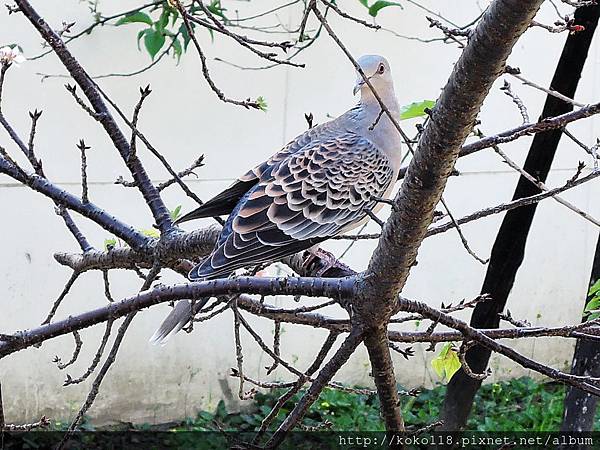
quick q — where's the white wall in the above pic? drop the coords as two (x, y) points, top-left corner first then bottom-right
(1, 0), (599, 425)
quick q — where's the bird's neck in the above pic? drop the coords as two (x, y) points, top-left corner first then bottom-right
(359, 88), (400, 117)
(355, 89), (403, 171)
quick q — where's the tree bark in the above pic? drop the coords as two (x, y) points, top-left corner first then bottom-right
(561, 233), (600, 436)
(356, 0), (544, 437)
(441, 4), (600, 431)
(364, 329), (405, 433)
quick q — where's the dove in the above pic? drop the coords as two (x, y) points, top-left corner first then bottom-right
(150, 55), (402, 345)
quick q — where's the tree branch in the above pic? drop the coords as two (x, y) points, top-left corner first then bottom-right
(0, 276), (354, 357)
(14, 0), (174, 233)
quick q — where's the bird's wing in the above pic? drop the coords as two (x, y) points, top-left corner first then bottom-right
(175, 178), (257, 222)
(175, 124), (334, 223)
(190, 133), (394, 280)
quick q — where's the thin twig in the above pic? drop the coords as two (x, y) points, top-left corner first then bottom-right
(129, 85), (152, 162)
(492, 140), (600, 228)
(42, 271), (80, 325)
(57, 264), (161, 448)
(501, 80), (529, 123)
(53, 331), (83, 370)
(76, 139), (90, 203)
(266, 321), (282, 375)
(174, 0), (261, 109)
(458, 340), (491, 380)
(63, 319), (115, 386)
(439, 197), (488, 264)
(320, 0), (380, 30)
(505, 65), (585, 107)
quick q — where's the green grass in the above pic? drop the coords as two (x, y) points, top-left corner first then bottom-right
(168, 376), (589, 432)
(45, 377), (594, 433)
(16, 378), (594, 449)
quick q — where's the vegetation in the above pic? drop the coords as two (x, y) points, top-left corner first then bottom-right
(44, 377), (588, 433)
(169, 377), (578, 433)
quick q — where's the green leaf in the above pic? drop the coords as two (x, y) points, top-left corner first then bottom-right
(431, 343), (461, 383)
(141, 228), (161, 238)
(170, 9), (179, 26)
(399, 100), (435, 120)
(172, 38), (182, 63)
(116, 11), (153, 26)
(207, 0), (227, 20)
(170, 205), (182, 221)
(368, 0), (403, 16)
(585, 297), (600, 313)
(104, 238), (117, 250)
(137, 29), (148, 51)
(589, 312), (600, 321)
(256, 96), (268, 112)
(589, 279), (600, 296)
(179, 22), (192, 50)
(144, 29), (165, 59)
(156, 8), (170, 32)
(358, 0), (369, 6)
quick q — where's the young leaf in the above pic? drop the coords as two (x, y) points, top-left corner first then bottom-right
(115, 11), (153, 26)
(431, 343), (461, 382)
(104, 238), (117, 250)
(256, 96), (268, 112)
(584, 296), (600, 312)
(170, 8), (179, 26)
(368, 0), (403, 17)
(141, 228), (161, 238)
(399, 100), (435, 120)
(144, 29), (166, 60)
(170, 205), (182, 221)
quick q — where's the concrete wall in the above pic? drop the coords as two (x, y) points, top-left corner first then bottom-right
(1, 0), (599, 424)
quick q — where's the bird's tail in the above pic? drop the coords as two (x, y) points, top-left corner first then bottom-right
(149, 297), (209, 346)
(150, 252), (232, 345)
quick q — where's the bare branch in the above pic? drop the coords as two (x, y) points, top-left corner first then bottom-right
(53, 331), (83, 370)
(15, 0), (174, 232)
(0, 276), (354, 357)
(500, 80), (529, 123)
(42, 271), (80, 325)
(320, 0), (381, 30)
(505, 65), (585, 107)
(267, 327), (364, 447)
(439, 197), (488, 264)
(63, 319), (114, 387)
(173, 0), (262, 109)
(492, 142), (600, 227)
(76, 139), (90, 204)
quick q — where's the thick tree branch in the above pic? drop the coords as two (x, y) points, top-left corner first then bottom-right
(364, 0), (545, 313)
(443, 4), (600, 430)
(53, 226), (221, 272)
(0, 276), (354, 357)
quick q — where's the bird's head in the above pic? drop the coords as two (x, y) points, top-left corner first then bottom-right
(353, 55), (393, 96)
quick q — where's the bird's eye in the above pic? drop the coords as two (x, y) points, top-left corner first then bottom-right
(378, 64), (385, 74)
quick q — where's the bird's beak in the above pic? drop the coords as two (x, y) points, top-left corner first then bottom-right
(353, 80), (364, 96)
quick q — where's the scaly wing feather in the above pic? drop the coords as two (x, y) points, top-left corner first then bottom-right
(190, 133), (394, 280)
(176, 123), (334, 224)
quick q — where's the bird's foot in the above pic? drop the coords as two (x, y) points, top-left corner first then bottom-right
(302, 247), (351, 277)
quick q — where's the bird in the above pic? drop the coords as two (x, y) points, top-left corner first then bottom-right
(150, 55), (402, 345)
